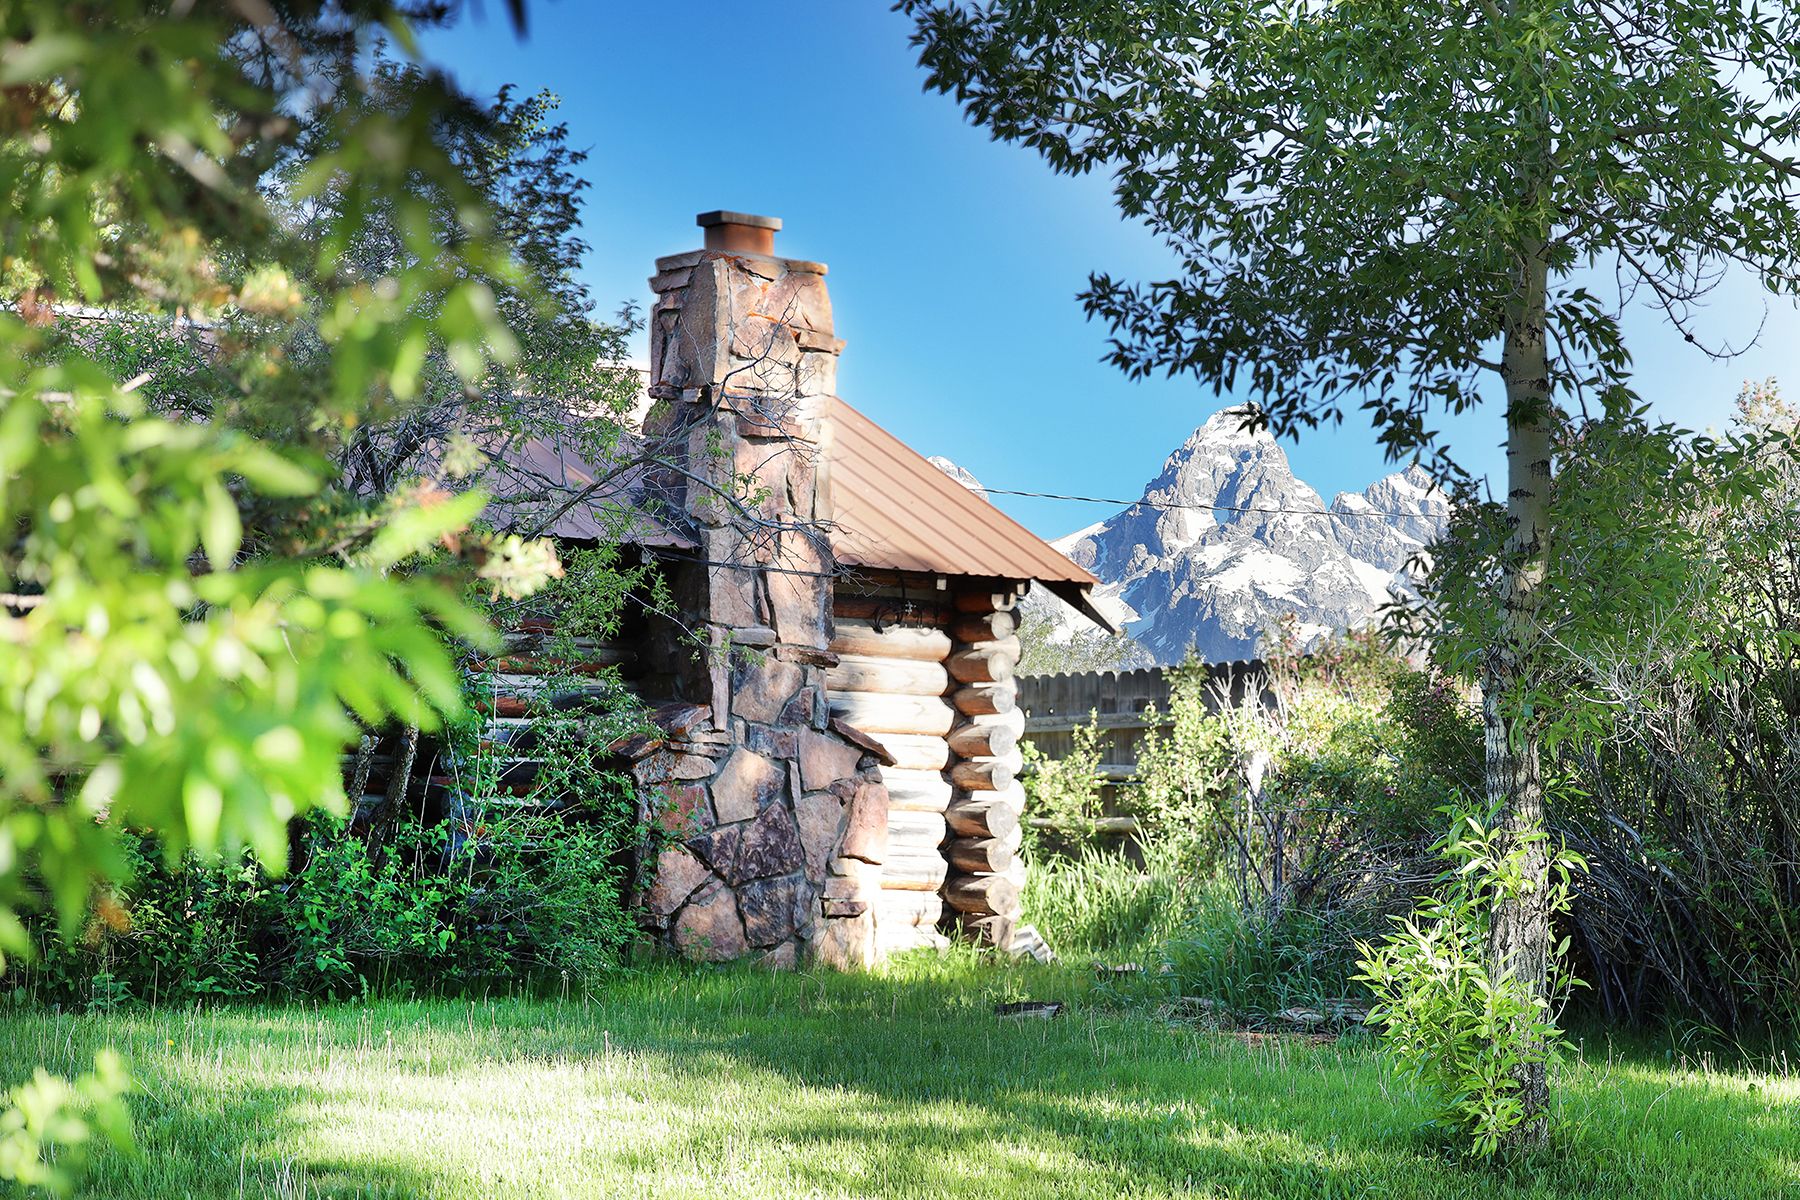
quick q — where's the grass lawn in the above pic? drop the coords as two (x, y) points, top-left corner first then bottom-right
(0, 954), (1794, 1199)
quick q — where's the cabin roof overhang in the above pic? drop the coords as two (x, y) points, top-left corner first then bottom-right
(820, 397), (1113, 632)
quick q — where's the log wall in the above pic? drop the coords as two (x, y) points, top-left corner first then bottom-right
(828, 575), (1030, 957)
(827, 582), (957, 956)
(939, 586), (1027, 948)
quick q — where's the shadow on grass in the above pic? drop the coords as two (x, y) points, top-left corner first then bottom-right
(2, 963), (1794, 1199)
(566, 965), (1797, 1200)
(65, 1072), (444, 1200)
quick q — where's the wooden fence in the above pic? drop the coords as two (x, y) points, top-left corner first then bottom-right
(1016, 662), (1269, 821)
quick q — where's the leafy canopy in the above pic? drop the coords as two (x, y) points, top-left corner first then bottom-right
(1421, 399), (1788, 743)
(905, 0), (1800, 462)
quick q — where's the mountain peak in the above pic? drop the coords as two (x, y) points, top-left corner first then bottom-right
(927, 455), (987, 497)
(1186, 405), (1271, 447)
(1050, 414), (1449, 664)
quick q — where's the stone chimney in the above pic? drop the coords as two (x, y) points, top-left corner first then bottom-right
(631, 212), (886, 969)
(644, 210), (841, 667)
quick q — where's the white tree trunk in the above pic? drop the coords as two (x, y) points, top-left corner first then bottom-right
(1487, 238), (1555, 1144)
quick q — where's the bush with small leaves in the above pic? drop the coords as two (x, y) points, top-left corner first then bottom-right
(1357, 806), (1586, 1156)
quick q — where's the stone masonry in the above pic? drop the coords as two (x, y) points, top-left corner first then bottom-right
(625, 213), (888, 969)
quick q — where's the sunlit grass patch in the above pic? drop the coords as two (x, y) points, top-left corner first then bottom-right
(0, 959), (1793, 1198)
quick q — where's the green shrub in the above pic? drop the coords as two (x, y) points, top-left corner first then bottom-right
(1132, 659), (1236, 851)
(18, 799), (641, 1006)
(11, 546), (662, 1008)
(1355, 805), (1586, 1156)
(1018, 648), (1479, 1016)
(1019, 711), (1109, 858)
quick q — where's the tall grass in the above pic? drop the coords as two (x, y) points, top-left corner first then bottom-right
(1020, 839), (1202, 960)
(1023, 838), (1376, 1019)
(1161, 884), (1372, 1016)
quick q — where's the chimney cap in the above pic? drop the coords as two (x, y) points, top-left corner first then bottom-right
(696, 211), (782, 256)
(696, 211), (782, 232)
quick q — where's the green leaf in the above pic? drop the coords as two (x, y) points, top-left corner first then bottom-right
(200, 478), (242, 571)
(363, 487), (488, 570)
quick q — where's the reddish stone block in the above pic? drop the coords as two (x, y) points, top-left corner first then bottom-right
(797, 729), (861, 792)
(653, 783), (712, 837)
(737, 802), (804, 882)
(607, 730), (665, 761)
(739, 873), (805, 947)
(757, 941), (798, 971)
(794, 790), (847, 881)
(743, 723), (798, 762)
(731, 653), (803, 725)
(841, 779), (889, 865)
(673, 883), (746, 962)
(686, 824), (743, 878)
(829, 716), (896, 766)
(810, 910), (875, 970)
(777, 686), (816, 728)
(636, 750), (716, 786)
(711, 747), (784, 824)
(644, 849), (712, 920)
(648, 702), (713, 739)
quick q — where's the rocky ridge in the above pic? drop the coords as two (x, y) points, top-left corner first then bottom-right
(932, 408), (1449, 665)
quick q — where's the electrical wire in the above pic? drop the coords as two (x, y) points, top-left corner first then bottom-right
(647, 485), (1447, 578)
(970, 484), (1443, 520)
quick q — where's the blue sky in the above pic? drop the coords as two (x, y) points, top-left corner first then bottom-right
(424, 2), (1799, 540)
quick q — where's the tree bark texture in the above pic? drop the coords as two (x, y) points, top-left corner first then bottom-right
(1486, 238), (1555, 1145)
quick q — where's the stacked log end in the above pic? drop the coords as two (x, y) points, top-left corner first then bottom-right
(827, 581), (1029, 957)
(940, 591), (1027, 945)
(827, 599), (955, 956)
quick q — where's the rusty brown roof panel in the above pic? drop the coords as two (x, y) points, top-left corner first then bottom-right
(824, 396), (1096, 587)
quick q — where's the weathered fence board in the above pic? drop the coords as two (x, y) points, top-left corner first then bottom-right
(1016, 662), (1270, 814)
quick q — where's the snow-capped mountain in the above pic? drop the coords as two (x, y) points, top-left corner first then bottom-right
(926, 455), (985, 493)
(1041, 408), (1449, 664)
(1328, 463), (1447, 574)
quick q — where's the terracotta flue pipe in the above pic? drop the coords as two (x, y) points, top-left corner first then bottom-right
(697, 210), (781, 256)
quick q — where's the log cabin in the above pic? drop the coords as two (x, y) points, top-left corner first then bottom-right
(409, 211), (1112, 969)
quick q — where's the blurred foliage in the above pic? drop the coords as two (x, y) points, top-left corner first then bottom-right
(0, 1050), (131, 1194)
(19, 559), (664, 1007)
(0, 2), (627, 1190)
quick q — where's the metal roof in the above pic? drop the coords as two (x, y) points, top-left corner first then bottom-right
(484, 396), (1111, 629)
(823, 397), (1110, 628)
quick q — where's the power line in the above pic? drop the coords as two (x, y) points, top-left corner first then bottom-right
(971, 484), (1443, 520)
